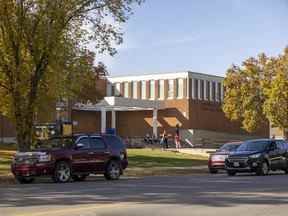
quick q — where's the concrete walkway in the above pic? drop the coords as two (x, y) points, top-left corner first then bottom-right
(167, 148), (216, 157)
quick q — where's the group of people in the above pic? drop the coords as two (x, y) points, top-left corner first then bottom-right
(160, 124), (181, 151)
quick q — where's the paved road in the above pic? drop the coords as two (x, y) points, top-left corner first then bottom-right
(1, 173), (288, 216)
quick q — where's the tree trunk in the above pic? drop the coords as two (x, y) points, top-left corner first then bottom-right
(14, 94), (35, 152)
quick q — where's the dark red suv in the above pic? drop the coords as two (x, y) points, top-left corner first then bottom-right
(11, 134), (128, 184)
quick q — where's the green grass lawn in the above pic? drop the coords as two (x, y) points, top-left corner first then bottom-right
(128, 148), (207, 168)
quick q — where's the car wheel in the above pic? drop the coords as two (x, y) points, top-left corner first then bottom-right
(53, 161), (71, 183)
(209, 169), (218, 174)
(104, 160), (121, 180)
(256, 161), (269, 176)
(72, 174), (89, 182)
(16, 176), (35, 184)
(227, 170), (236, 176)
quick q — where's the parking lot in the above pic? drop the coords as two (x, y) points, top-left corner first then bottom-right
(1, 173), (288, 216)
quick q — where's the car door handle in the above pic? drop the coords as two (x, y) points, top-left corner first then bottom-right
(88, 152), (95, 155)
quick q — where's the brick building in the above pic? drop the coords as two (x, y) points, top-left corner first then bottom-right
(72, 71), (269, 147)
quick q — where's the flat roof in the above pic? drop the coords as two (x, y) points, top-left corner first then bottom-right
(107, 71), (224, 83)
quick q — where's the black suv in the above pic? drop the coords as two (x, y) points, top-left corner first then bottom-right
(225, 139), (288, 176)
(11, 134), (128, 183)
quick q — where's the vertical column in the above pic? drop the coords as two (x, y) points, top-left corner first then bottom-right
(197, 79), (201, 100)
(209, 81), (213, 101)
(111, 110), (116, 129)
(152, 109), (158, 138)
(187, 78), (190, 99)
(101, 108), (106, 134)
(204, 80), (207, 100)
(215, 82), (219, 102)
(191, 78), (195, 99)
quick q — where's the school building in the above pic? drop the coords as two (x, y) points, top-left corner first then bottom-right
(72, 71), (269, 147)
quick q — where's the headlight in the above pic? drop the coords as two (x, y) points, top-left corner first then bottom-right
(249, 153), (261, 159)
(212, 155), (227, 161)
(38, 153), (51, 162)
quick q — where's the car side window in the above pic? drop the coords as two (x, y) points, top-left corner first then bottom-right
(104, 135), (124, 149)
(90, 137), (106, 149)
(276, 140), (287, 150)
(270, 141), (277, 151)
(77, 137), (90, 149)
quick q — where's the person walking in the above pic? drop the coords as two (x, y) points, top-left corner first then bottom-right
(175, 124), (181, 150)
(160, 130), (168, 150)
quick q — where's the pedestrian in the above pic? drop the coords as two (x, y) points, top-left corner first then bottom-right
(175, 124), (181, 150)
(160, 130), (168, 150)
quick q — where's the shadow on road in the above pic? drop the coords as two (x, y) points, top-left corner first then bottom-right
(1, 174), (288, 208)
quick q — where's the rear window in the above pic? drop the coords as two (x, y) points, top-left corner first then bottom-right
(104, 135), (125, 149)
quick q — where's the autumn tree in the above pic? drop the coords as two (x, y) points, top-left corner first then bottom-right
(263, 49), (288, 131)
(223, 48), (288, 133)
(0, 0), (143, 151)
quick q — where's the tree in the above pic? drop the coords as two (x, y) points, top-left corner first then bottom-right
(223, 48), (288, 133)
(0, 0), (143, 151)
(263, 48), (288, 131)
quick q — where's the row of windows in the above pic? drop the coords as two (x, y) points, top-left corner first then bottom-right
(108, 78), (223, 102)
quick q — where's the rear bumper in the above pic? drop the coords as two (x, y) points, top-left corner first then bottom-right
(11, 163), (54, 177)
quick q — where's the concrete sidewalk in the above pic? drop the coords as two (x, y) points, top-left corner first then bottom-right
(167, 148), (216, 157)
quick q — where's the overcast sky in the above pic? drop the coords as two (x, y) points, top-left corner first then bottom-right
(96, 0), (288, 77)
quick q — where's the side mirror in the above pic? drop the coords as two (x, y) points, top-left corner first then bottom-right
(75, 143), (84, 149)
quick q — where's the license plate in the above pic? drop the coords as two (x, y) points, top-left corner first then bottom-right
(234, 162), (240, 167)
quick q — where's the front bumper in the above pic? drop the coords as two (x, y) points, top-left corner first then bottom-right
(225, 158), (261, 173)
(11, 162), (54, 177)
(208, 160), (225, 170)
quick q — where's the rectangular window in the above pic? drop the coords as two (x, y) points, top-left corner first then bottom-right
(212, 82), (216, 101)
(158, 80), (164, 99)
(194, 79), (198, 99)
(114, 83), (121, 96)
(218, 82), (222, 102)
(150, 80), (155, 99)
(124, 82), (129, 97)
(176, 79), (184, 98)
(168, 80), (174, 98)
(106, 82), (112, 96)
(206, 81), (210, 100)
(200, 80), (204, 100)
(141, 80), (146, 99)
(132, 81), (137, 99)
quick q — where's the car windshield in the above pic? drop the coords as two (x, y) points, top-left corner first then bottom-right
(236, 140), (269, 152)
(218, 143), (241, 152)
(35, 137), (76, 149)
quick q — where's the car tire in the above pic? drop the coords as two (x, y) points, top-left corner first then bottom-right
(16, 176), (35, 184)
(104, 160), (121, 180)
(53, 161), (71, 183)
(72, 174), (89, 182)
(256, 161), (269, 176)
(227, 170), (236, 176)
(209, 169), (218, 174)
